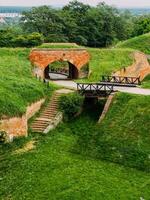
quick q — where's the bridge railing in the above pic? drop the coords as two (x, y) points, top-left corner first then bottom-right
(49, 68), (69, 76)
(77, 83), (114, 97)
(101, 75), (141, 86)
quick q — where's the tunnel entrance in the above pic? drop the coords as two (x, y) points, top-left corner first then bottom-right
(44, 61), (79, 80)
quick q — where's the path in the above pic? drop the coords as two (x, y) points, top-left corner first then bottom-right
(52, 80), (150, 96)
(49, 72), (68, 80)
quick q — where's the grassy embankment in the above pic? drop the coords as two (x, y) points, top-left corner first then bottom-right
(116, 33), (150, 88)
(87, 48), (133, 82)
(116, 33), (150, 54)
(0, 48), (57, 119)
(1, 97), (150, 199)
(1, 44), (150, 199)
(38, 43), (80, 49)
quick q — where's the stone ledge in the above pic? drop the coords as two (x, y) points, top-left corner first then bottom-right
(0, 98), (45, 142)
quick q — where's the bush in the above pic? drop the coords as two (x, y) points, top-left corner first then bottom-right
(0, 29), (14, 47)
(59, 92), (84, 120)
(0, 29), (43, 47)
(14, 33), (43, 47)
(45, 34), (69, 43)
(0, 131), (7, 143)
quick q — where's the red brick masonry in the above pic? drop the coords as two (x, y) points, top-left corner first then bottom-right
(0, 99), (45, 142)
(29, 48), (90, 79)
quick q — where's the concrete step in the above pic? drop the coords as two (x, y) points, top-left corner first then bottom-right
(30, 91), (63, 133)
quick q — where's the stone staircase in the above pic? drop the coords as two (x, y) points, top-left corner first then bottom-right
(30, 89), (73, 133)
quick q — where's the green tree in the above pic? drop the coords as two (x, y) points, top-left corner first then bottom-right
(133, 15), (150, 36)
(21, 6), (64, 37)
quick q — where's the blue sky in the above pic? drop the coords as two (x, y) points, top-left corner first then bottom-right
(0, 0), (150, 8)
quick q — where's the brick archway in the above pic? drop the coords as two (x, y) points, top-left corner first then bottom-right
(29, 48), (90, 79)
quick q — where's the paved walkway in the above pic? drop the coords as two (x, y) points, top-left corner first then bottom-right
(52, 80), (150, 96)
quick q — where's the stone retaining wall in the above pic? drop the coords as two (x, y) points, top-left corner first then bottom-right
(0, 99), (45, 142)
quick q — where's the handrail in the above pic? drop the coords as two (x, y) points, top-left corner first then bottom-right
(77, 83), (114, 96)
(101, 75), (141, 85)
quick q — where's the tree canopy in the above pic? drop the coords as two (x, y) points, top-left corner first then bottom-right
(0, 0), (149, 48)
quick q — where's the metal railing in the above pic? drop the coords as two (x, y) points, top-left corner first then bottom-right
(101, 75), (141, 86)
(77, 83), (114, 97)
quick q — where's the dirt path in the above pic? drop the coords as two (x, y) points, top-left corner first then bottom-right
(114, 51), (150, 81)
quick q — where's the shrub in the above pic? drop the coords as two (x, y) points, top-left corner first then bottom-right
(0, 29), (14, 47)
(0, 29), (43, 48)
(14, 33), (43, 47)
(45, 34), (69, 43)
(0, 131), (7, 143)
(59, 92), (84, 120)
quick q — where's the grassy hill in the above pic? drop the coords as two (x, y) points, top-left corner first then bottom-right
(1, 43), (150, 199)
(38, 43), (79, 49)
(74, 93), (150, 172)
(88, 48), (133, 82)
(1, 97), (150, 199)
(116, 33), (150, 54)
(0, 48), (55, 119)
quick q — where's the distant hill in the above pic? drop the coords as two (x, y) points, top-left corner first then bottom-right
(0, 6), (31, 13)
(116, 33), (150, 54)
(120, 8), (150, 15)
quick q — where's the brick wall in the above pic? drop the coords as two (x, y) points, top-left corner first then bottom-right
(0, 99), (45, 142)
(29, 49), (90, 79)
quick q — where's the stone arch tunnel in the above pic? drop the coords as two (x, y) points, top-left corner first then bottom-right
(29, 48), (90, 80)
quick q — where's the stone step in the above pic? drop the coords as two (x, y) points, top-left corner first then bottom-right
(30, 91), (63, 133)
(31, 128), (45, 132)
(41, 110), (57, 114)
(31, 123), (48, 127)
(40, 111), (56, 115)
(40, 115), (56, 119)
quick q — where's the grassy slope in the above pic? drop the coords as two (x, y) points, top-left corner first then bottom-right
(0, 48), (53, 118)
(0, 101), (150, 200)
(116, 33), (150, 88)
(116, 33), (150, 54)
(74, 93), (150, 172)
(87, 48), (133, 82)
(38, 43), (80, 49)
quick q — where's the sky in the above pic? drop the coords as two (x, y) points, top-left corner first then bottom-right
(0, 0), (150, 8)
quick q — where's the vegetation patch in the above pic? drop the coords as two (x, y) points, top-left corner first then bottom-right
(87, 48), (134, 82)
(116, 33), (150, 54)
(13, 140), (36, 155)
(59, 92), (84, 121)
(0, 99), (150, 199)
(0, 48), (55, 118)
(38, 43), (79, 49)
(73, 93), (150, 171)
(142, 75), (150, 89)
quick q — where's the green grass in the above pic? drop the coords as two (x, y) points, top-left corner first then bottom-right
(38, 43), (80, 49)
(0, 48), (55, 118)
(116, 33), (150, 54)
(74, 93), (150, 172)
(86, 48), (134, 82)
(142, 75), (150, 88)
(0, 100), (150, 200)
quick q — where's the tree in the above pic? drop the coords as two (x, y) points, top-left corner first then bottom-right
(133, 15), (150, 36)
(21, 6), (65, 37)
(62, 0), (90, 44)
